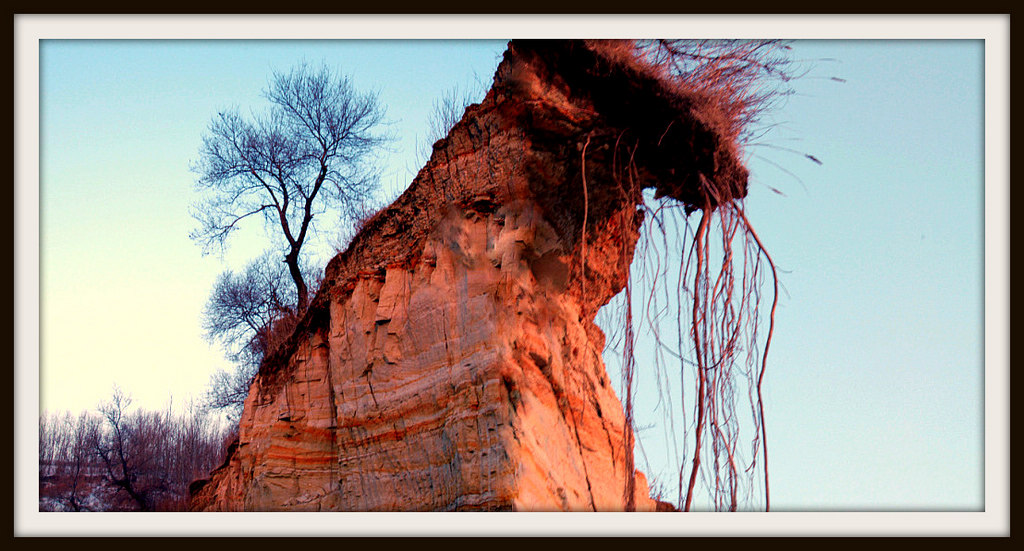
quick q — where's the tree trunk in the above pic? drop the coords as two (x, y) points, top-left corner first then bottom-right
(285, 252), (307, 312)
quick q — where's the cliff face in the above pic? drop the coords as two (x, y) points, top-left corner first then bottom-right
(189, 40), (747, 512)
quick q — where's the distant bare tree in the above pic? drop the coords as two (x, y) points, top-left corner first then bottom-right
(93, 387), (155, 511)
(191, 62), (389, 311)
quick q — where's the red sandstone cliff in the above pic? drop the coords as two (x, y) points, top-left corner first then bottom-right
(189, 40), (747, 512)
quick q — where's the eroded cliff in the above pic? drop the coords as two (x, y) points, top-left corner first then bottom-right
(189, 40), (747, 512)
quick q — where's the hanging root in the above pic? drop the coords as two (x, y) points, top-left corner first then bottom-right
(681, 200), (778, 511)
(736, 205), (778, 512)
(683, 207), (710, 512)
(609, 186), (779, 512)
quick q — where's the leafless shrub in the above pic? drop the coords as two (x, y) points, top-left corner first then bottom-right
(412, 83), (487, 169)
(202, 252), (322, 419)
(331, 194), (387, 254)
(427, 84), (483, 145)
(203, 252), (318, 366)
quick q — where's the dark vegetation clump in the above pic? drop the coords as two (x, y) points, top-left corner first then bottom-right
(584, 39), (798, 210)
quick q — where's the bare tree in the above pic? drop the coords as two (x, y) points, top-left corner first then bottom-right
(144, 398), (230, 511)
(93, 387), (154, 511)
(191, 62), (389, 311)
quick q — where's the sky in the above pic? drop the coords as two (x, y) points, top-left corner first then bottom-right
(742, 40), (986, 512)
(30, 30), (992, 518)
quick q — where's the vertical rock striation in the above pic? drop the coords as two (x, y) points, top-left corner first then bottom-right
(189, 40), (747, 512)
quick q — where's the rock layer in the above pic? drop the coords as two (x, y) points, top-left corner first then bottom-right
(189, 40), (746, 512)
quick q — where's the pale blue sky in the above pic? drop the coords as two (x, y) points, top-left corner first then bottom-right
(38, 38), (985, 512)
(750, 40), (984, 511)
